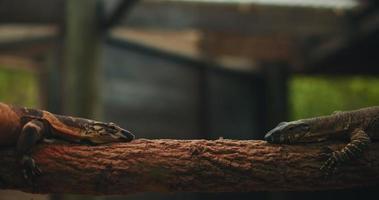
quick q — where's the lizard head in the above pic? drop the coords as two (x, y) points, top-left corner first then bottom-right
(83, 122), (135, 144)
(264, 120), (310, 144)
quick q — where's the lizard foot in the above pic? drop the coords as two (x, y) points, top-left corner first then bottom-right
(318, 146), (333, 160)
(320, 151), (341, 177)
(319, 143), (367, 177)
(21, 155), (42, 185)
(319, 129), (370, 178)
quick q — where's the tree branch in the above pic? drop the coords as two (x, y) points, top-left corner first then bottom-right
(1, 139), (379, 195)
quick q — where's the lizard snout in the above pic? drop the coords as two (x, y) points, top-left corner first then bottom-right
(264, 132), (274, 143)
(264, 128), (281, 143)
(264, 121), (289, 143)
(118, 129), (135, 142)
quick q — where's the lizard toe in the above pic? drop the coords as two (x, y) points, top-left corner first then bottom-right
(32, 165), (42, 176)
(20, 156), (42, 186)
(320, 156), (338, 177)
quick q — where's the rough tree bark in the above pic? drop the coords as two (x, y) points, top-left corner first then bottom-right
(0, 139), (379, 195)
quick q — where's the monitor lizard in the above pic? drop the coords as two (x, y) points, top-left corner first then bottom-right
(264, 106), (377, 176)
(0, 102), (134, 183)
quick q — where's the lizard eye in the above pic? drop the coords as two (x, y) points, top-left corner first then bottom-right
(287, 124), (309, 132)
(301, 124), (310, 131)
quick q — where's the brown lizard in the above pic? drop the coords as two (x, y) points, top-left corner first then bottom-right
(264, 106), (377, 176)
(0, 102), (134, 183)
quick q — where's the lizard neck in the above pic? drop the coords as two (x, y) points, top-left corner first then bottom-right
(302, 112), (352, 137)
(41, 111), (87, 142)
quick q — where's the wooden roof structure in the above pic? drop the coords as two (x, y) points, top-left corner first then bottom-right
(0, 0), (377, 75)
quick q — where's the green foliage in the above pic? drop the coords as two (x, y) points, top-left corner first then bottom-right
(290, 76), (379, 120)
(0, 66), (39, 107)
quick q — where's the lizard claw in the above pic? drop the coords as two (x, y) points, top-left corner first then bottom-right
(21, 156), (42, 185)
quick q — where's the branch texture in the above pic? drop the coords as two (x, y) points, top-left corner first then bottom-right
(1, 139), (379, 195)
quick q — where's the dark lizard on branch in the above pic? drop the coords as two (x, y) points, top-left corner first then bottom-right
(264, 106), (377, 176)
(0, 102), (134, 183)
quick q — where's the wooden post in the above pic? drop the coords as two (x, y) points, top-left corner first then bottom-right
(41, 40), (64, 114)
(262, 62), (289, 132)
(64, 0), (102, 118)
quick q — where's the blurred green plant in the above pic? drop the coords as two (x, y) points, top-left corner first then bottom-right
(0, 66), (39, 107)
(290, 76), (379, 120)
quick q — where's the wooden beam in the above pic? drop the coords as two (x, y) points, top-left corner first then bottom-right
(302, 10), (379, 74)
(0, 37), (55, 59)
(200, 31), (294, 61)
(121, 1), (346, 36)
(0, 0), (64, 23)
(0, 1), (346, 37)
(106, 36), (253, 76)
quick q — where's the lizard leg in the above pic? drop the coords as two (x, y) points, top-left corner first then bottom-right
(320, 128), (370, 177)
(16, 120), (46, 182)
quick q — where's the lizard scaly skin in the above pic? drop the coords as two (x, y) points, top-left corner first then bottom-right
(0, 102), (134, 183)
(264, 106), (378, 176)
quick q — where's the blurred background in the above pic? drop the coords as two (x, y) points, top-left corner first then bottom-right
(0, 0), (378, 199)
